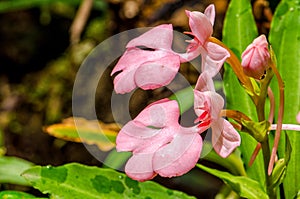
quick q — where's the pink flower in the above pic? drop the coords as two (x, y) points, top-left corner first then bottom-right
(241, 35), (270, 79)
(116, 99), (202, 181)
(181, 4), (230, 77)
(194, 72), (241, 157)
(111, 25), (181, 94)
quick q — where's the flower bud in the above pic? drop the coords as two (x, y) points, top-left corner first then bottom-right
(241, 35), (270, 79)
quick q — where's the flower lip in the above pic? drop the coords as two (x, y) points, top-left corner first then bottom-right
(116, 99), (203, 181)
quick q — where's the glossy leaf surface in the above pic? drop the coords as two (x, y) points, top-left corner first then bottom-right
(22, 163), (196, 199)
(0, 156), (34, 186)
(197, 164), (269, 199)
(222, 0), (265, 184)
(0, 191), (46, 199)
(269, 0), (300, 198)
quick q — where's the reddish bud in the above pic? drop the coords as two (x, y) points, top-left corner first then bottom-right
(241, 35), (270, 79)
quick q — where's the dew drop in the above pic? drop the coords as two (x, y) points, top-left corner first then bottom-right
(118, 175), (123, 179)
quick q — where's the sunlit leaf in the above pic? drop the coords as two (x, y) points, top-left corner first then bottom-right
(0, 156), (34, 186)
(45, 117), (120, 151)
(197, 164), (269, 199)
(0, 191), (46, 199)
(0, 0), (107, 13)
(201, 143), (246, 176)
(269, 0), (300, 198)
(22, 163), (196, 199)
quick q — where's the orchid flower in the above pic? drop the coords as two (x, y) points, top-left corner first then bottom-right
(241, 35), (270, 79)
(180, 5), (230, 77)
(111, 24), (181, 94)
(116, 99), (202, 181)
(193, 72), (241, 157)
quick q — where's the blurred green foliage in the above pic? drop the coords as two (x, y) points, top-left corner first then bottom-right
(0, 0), (107, 13)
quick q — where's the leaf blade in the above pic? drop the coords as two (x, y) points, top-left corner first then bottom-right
(0, 156), (34, 186)
(269, 0), (300, 198)
(197, 164), (269, 199)
(45, 117), (119, 151)
(22, 163), (196, 199)
(222, 0), (265, 184)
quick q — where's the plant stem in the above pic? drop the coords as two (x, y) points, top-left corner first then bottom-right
(209, 37), (256, 98)
(268, 58), (284, 175)
(260, 139), (276, 198)
(255, 67), (277, 198)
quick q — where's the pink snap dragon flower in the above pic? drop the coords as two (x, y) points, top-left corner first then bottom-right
(111, 24), (181, 94)
(114, 4), (239, 182)
(181, 4), (230, 77)
(194, 72), (241, 157)
(241, 35), (270, 79)
(116, 99), (202, 181)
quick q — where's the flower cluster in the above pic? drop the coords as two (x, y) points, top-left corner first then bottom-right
(111, 4), (240, 181)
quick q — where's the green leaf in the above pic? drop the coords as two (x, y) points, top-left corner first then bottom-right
(22, 163), (196, 199)
(0, 0), (107, 13)
(269, 1), (300, 198)
(197, 164), (269, 199)
(201, 143), (246, 176)
(0, 191), (46, 199)
(0, 156), (34, 186)
(222, 0), (265, 184)
(103, 148), (131, 170)
(270, 133), (292, 189)
(169, 86), (194, 114)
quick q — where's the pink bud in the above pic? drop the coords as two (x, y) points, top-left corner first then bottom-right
(241, 35), (270, 79)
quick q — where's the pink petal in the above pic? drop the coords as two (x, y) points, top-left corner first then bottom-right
(125, 153), (156, 181)
(111, 48), (180, 94)
(204, 4), (215, 26)
(241, 35), (270, 79)
(116, 122), (161, 152)
(134, 54), (180, 90)
(193, 89), (210, 118)
(211, 119), (241, 158)
(111, 47), (149, 80)
(185, 10), (213, 46)
(202, 42), (230, 77)
(134, 99), (180, 127)
(113, 68), (136, 94)
(178, 41), (204, 62)
(195, 72), (215, 92)
(194, 90), (224, 120)
(116, 99), (179, 152)
(252, 34), (269, 47)
(153, 127), (202, 177)
(127, 24), (173, 50)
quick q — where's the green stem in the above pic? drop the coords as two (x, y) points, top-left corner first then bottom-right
(256, 66), (276, 198)
(260, 140), (276, 198)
